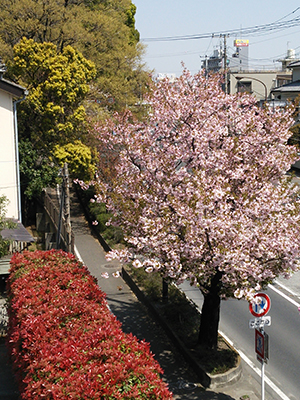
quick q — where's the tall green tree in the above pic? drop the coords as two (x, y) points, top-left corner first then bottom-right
(19, 140), (60, 201)
(0, 0), (139, 49)
(0, 0), (150, 113)
(8, 38), (96, 222)
(18, 140), (61, 223)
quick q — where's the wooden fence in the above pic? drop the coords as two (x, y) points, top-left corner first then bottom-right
(43, 190), (75, 254)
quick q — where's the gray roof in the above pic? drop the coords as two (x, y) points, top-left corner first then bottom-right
(1, 220), (35, 243)
(288, 60), (300, 69)
(271, 80), (300, 93)
(0, 78), (28, 98)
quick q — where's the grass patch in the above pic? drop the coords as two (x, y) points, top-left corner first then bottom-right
(190, 339), (238, 375)
(126, 265), (238, 375)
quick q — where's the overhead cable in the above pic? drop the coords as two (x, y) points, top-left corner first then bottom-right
(142, 15), (300, 42)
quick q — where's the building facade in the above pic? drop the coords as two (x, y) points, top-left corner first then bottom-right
(229, 71), (292, 103)
(202, 40), (296, 103)
(271, 60), (300, 102)
(0, 63), (28, 221)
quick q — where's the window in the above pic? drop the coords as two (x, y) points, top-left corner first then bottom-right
(237, 81), (252, 94)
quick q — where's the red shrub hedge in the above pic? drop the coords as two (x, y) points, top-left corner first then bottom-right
(6, 250), (172, 399)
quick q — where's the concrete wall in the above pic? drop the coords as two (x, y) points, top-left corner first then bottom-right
(229, 72), (278, 102)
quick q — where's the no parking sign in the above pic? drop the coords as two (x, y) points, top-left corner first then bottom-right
(249, 293), (271, 317)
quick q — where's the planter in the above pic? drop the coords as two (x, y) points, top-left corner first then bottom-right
(122, 266), (242, 389)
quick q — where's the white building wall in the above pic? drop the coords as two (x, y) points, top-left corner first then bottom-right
(0, 90), (18, 219)
(292, 67), (300, 81)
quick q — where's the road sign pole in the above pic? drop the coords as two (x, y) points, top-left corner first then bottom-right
(255, 327), (266, 400)
(261, 353), (265, 400)
(249, 293), (271, 400)
(261, 327), (265, 400)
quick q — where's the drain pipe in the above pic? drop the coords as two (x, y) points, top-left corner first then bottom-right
(13, 90), (28, 223)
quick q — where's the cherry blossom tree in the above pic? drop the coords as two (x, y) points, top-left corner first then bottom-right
(89, 69), (300, 349)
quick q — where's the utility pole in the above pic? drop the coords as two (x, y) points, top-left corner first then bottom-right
(56, 163), (72, 252)
(224, 34), (227, 94)
(56, 178), (64, 250)
(63, 163), (72, 253)
(221, 34), (228, 94)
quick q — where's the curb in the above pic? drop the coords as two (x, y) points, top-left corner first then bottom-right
(209, 348), (242, 389)
(122, 266), (242, 390)
(72, 186), (242, 389)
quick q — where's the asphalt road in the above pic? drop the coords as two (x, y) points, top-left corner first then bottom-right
(220, 288), (300, 400)
(180, 273), (300, 400)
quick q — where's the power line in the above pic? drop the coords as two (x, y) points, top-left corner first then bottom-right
(272, 6), (300, 23)
(141, 13), (300, 42)
(249, 28), (300, 50)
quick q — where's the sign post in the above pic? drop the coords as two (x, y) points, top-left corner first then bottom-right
(249, 293), (271, 400)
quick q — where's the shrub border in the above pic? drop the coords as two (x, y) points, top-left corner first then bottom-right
(6, 250), (173, 399)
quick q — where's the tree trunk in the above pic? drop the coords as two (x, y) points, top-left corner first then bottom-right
(162, 279), (168, 302)
(198, 271), (222, 350)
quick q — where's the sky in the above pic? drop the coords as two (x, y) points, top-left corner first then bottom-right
(133, 0), (300, 76)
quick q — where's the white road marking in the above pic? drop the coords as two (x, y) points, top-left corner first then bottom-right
(269, 283), (300, 308)
(219, 330), (291, 400)
(273, 278), (300, 298)
(74, 245), (112, 313)
(221, 281), (300, 400)
(74, 245), (84, 263)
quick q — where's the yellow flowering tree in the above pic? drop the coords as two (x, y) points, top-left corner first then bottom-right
(0, 0), (149, 115)
(53, 140), (96, 182)
(11, 38), (96, 149)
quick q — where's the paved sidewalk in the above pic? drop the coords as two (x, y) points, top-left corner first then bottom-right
(69, 189), (267, 400)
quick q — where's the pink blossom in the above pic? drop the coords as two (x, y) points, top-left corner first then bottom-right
(132, 259), (142, 268)
(89, 68), (300, 347)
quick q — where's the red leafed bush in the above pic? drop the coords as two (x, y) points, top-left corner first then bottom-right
(6, 249), (173, 400)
